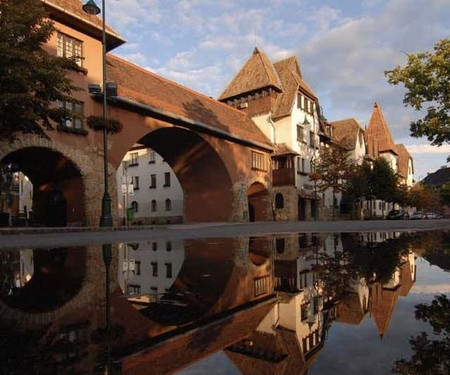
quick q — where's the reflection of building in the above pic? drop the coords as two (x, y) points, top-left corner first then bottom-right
(118, 240), (185, 304)
(115, 145), (184, 225)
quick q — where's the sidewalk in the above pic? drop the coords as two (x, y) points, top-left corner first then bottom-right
(0, 219), (449, 250)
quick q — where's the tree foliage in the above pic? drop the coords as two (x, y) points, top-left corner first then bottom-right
(393, 294), (450, 375)
(408, 183), (433, 210)
(385, 39), (450, 152)
(0, 0), (79, 140)
(441, 183), (450, 206)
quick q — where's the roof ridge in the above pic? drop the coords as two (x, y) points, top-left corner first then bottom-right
(108, 54), (251, 118)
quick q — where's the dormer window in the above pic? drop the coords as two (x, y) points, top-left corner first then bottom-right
(57, 32), (83, 67)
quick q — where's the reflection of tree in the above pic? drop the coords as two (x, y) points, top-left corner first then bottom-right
(393, 294), (450, 374)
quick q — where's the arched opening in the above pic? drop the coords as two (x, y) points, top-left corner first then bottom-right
(247, 182), (269, 222)
(0, 247), (86, 312)
(118, 127), (233, 223)
(1, 147), (85, 227)
(275, 193), (284, 209)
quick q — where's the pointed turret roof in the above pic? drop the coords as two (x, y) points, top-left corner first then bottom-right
(366, 103), (398, 157)
(370, 283), (400, 338)
(218, 47), (283, 101)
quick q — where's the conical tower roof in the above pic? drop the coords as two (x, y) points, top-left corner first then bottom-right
(219, 47), (283, 101)
(366, 102), (397, 156)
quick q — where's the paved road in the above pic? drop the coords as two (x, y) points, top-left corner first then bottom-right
(0, 219), (448, 250)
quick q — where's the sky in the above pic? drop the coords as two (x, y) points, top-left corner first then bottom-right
(103, 0), (450, 181)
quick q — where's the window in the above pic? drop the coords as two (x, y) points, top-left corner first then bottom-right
(251, 151), (266, 171)
(152, 242), (157, 251)
(165, 199), (172, 211)
(151, 262), (158, 277)
(150, 174), (156, 188)
(166, 241), (172, 251)
(133, 176), (139, 190)
(149, 150), (155, 164)
(297, 157), (305, 173)
(299, 271), (308, 289)
(131, 201), (138, 213)
(57, 32), (83, 67)
(135, 261), (141, 275)
(130, 152), (139, 166)
(128, 284), (140, 295)
(276, 238), (285, 253)
(164, 172), (171, 187)
(151, 200), (157, 212)
(304, 97), (309, 112)
(254, 275), (270, 297)
(297, 125), (304, 142)
(297, 93), (302, 108)
(58, 101), (84, 129)
(310, 131), (315, 148)
(275, 156), (288, 170)
(275, 193), (284, 209)
(301, 302), (310, 321)
(165, 263), (172, 278)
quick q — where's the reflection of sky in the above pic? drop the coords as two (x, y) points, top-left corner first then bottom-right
(309, 256), (449, 375)
(177, 351), (240, 375)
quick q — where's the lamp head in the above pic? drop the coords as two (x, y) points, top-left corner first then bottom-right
(82, 0), (101, 15)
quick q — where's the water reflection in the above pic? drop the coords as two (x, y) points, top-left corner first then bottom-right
(0, 231), (448, 374)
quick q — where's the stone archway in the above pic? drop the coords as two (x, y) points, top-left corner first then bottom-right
(136, 127), (234, 223)
(0, 136), (111, 226)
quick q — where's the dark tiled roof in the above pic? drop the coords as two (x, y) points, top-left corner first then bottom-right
(219, 47), (283, 101)
(394, 144), (413, 179)
(273, 143), (299, 156)
(422, 166), (450, 186)
(366, 102), (397, 156)
(330, 118), (364, 151)
(106, 54), (273, 148)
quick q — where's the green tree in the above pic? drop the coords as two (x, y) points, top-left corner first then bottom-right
(315, 146), (355, 219)
(0, 0), (79, 140)
(441, 183), (450, 206)
(385, 39), (450, 159)
(409, 183), (433, 211)
(371, 158), (399, 215)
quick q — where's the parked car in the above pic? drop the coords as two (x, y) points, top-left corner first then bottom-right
(424, 212), (438, 219)
(386, 210), (409, 220)
(410, 212), (425, 220)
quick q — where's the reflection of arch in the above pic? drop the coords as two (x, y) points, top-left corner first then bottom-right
(137, 127), (233, 222)
(1, 146), (86, 226)
(151, 199), (157, 212)
(247, 182), (269, 222)
(0, 247), (86, 312)
(131, 201), (138, 213)
(165, 199), (171, 211)
(275, 193), (284, 209)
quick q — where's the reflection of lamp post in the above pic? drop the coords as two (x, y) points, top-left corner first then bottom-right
(83, 0), (113, 227)
(102, 243), (112, 373)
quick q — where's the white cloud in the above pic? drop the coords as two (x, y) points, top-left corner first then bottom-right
(405, 144), (450, 155)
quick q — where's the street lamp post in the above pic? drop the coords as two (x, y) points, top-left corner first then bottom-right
(83, 0), (113, 227)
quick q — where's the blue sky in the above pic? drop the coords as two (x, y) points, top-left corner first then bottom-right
(103, 0), (450, 180)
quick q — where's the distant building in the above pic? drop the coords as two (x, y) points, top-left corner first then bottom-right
(116, 145), (184, 225)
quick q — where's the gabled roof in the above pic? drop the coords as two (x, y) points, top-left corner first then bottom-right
(42, 0), (125, 50)
(273, 143), (299, 156)
(219, 47), (283, 101)
(330, 118), (365, 151)
(394, 144), (413, 179)
(366, 103), (398, 156)
(106, 54), (272, 148)
(422, 166), (450, 186)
